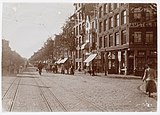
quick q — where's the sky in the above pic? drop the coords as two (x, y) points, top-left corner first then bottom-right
(2, 3), (74, 59)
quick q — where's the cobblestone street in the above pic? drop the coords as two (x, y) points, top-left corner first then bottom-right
(2, 67), (157, 112)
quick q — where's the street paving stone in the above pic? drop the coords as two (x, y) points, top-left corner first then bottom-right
(2, 67), (157, 112)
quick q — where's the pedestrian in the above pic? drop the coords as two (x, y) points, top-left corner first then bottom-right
(70, 64), (75, 75)
(142, 63), (157, 97)
(37, 61), (43, 75)
(83, 64), (87, 74)
(55, 64), (58, 73)
(61, 64), (65, 74)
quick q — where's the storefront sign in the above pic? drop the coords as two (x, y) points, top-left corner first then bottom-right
(129, 22), (157, 28)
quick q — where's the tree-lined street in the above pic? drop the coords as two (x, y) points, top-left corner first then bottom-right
(2, 67), (157, 112)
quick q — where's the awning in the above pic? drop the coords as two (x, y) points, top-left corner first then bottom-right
(55, 58), (62, 64)
(59, 57), (68, 64)
(81, 42), (89, 50)
(84, 54), (97, 63)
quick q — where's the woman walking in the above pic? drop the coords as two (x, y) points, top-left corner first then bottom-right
(142, 64), (157, 97)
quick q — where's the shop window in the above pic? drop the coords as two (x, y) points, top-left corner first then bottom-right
(104, 19), (108, 31)
(121, 30), (126, 44)
(133, 32), (142, 43)
(109, 17), (113, 29)
(136, 57), (146, 70)
(145, 32), (153, 44)
(121, 10), (127, 24)
(76, 62), (78, 69)
(108, 52), (116, 70)
(104, 35), (108, 48)
(115, 14), (119, 27)
(109, 60), (112, 69)
(112, 52), (116, 59)
(115, 32), (120, 46)
(109, 34), (113, 47)
(104, 3), (108, 15)
(121, 51), (125, 68)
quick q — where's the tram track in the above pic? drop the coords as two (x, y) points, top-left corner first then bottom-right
(42, 76), (108, 112)
(2, 77), (21, 112)
(33, 76), (68, 112)
(2, 77), (19, 100)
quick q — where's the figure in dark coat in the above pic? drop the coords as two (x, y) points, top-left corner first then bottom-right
(142, 64), (157, 97)
(38, 62), (43, 75)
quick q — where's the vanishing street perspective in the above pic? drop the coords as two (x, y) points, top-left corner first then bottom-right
(2, 3), (157, 112)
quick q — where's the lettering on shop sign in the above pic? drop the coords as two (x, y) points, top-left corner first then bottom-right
(129, 22), (157, 28)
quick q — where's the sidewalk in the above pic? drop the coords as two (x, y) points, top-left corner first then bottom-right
(74, 70), (142, 79)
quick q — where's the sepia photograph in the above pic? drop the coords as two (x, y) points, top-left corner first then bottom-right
(1, 0), (158, 113)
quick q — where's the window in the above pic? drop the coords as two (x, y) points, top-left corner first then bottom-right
(145, 32), (153, 43)
(117, 3), (120, 8)
(145, 9), (153, 21)
(104, 19), (108, 31)
(74, 28), (76, 36)
(75, 4), (77, 10)
(122, 30), (126, 44)
(79, 12), (81, 21)
(99, 37), (102, 48)
(114, 3), (120, 9)
(115, 32), (120, 46)
(133, 8), (141, 21)
(104, 35), (107, 47)
(79, 25), (81, 35)
(109, 34), (113, 47)
(109, 3), (114, 13)
(92, 22), (94, 29)
(109, 17), (113, 29)
(138, 51), (145, 56)
(122, 10), (127, 24)
(133, 32), (142, 43)
(104, 3), (108, 15)
(75, 37), (78, 46)
(79, 50), (81, 58)
(76, 26), (78, 35)
(79, 37), (81, 46)
(115, 14), (119, 27)
(99, 6), (102, 18)
(99, 21), (103, 33)
(150, 50), (157, 56)
(76, 50), (78, 58)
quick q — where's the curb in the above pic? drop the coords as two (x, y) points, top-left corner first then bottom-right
(75, 72), (142, 80)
